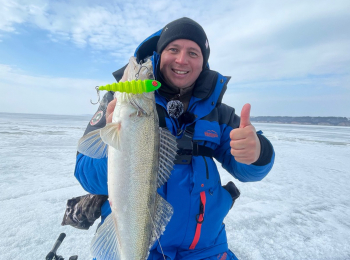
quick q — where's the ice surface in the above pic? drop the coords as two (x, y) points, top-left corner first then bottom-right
(0, 113), (349, 259)
(0, 113), (97, 259)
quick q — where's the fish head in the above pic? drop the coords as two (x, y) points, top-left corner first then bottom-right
(124, 57), (154, 82)
(129, 92), (156, 116)
(112, 56), (157, 121)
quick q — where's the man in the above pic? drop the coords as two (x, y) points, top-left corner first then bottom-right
(74, 17), (275, 260)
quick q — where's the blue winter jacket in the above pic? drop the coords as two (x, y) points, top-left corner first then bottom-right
(75, 30), (275, 259)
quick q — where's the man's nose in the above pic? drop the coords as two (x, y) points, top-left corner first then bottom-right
(175, 51), (188, 65)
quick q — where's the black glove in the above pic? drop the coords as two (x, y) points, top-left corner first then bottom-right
(61, 194), (108, 230)
(223, 181), (240, 209)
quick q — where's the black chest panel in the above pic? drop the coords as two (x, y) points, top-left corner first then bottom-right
(156, 104), (214, 164)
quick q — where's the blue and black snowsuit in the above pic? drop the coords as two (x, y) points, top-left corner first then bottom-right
(75, 30), (275, 260)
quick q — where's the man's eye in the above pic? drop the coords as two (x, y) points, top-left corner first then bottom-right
(169, 48), (178, 52)
(190, 52), (198, 57)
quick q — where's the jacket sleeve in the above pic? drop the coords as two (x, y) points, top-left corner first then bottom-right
(74, 154), (108, 195)
(213, 104), (275, 182)
(74, 92), (114, 195)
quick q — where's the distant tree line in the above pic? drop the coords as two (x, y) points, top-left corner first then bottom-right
(250, 116), (350, 126)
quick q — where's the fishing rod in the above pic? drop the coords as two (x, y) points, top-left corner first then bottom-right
(45, 233), (78, 260)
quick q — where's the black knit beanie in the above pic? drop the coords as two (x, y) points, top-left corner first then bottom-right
(156, 17), (210, 69)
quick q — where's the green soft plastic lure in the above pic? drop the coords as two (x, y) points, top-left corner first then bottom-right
(98, 79), (161, 94)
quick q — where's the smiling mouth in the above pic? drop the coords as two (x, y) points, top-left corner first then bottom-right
(172, 69), (189, 75)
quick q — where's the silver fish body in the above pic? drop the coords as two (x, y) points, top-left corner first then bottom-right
(108, 92), (159, 259)
(78, 57), (176, 260)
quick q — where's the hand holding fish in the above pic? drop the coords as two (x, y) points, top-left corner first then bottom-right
(230, 103), (261, 165)
(106, 98), (117, 124)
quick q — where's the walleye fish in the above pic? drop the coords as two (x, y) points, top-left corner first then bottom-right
(77, 57), (177, 260)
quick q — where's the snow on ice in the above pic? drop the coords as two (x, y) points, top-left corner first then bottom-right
(0, 113), (349, 259)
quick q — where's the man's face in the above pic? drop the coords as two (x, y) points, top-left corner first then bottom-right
(160, 39), (203, 89)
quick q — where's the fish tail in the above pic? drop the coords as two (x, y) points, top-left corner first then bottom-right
(147, 194), (174, 250)
(91, 214), (120, 260)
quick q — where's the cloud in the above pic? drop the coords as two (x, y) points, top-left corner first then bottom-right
(0, 1), (29, 32)
(0, 64), (102, 90)
(206, 0), (350, 86)
(0, 64), (107, 115)
(0, 0), (349, 116)
(1, 1), (349, 70)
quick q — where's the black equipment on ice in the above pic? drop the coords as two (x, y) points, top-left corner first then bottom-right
(45, 233), (78, 260)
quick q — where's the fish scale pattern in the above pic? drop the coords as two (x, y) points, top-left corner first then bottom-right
(88, 56), (175, 260)
(110, 92), (159, 259)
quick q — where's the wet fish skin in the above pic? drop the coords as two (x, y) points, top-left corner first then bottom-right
(79, 57), (176, 260)
(107, 91), (160, 259)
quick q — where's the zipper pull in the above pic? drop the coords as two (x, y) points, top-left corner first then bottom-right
(196, 201), (205, 224)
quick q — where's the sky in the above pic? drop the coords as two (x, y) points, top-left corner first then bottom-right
(0, 0), (349, 117)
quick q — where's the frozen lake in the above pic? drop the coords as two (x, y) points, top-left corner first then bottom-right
(0, 113), (349, 259)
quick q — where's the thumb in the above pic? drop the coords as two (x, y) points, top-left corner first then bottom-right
(239, 103), (251, 128)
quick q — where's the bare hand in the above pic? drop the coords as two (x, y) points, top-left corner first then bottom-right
(106, 99), (117, 124)
(230, 103), (261, 165)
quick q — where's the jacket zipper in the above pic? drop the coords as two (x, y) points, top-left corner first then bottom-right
(202, 156), (209, 179)
(202, 141), (209, 179)
(189, 191), (206, 250)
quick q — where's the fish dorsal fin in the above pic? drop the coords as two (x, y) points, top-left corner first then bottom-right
(157, 127), (177, 188)
(148, 193), (174, 250)
(77, 129), (108, 159)
(91, 214), (120, 260)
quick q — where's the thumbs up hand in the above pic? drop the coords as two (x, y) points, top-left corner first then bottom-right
(230, 103), (261, 165)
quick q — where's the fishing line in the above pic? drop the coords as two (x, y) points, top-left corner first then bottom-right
(147, 207), (167, 260)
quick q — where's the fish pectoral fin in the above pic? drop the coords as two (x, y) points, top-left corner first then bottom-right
(148, 194), (174, 250)
(157, 127), (177, 187)
(77, 129), (108, 159)
(91, 214), (120, 260)
(100, 122), (122, 150)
